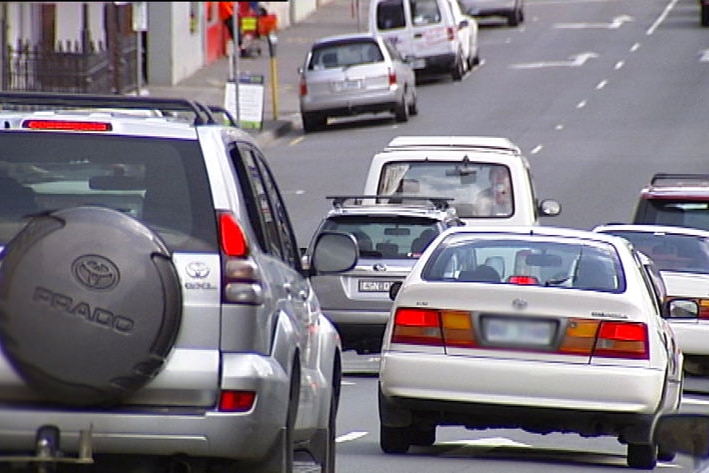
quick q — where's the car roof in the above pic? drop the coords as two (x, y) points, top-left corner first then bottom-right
(324, 195), (458, 221)
(0, 92), (250, 141)
(439, 225), (627, 246)
(312, 32), (382, 47)
(594, 223), (709, 238)
(381, 136), (521, 154)
(640, 173), (709, 198)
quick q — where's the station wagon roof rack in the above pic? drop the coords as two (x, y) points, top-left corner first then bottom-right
(650, 173), (709, 186)
(0, 91), (218, 126)
(326, 194), (454, 211)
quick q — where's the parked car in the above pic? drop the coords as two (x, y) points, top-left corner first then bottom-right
(459, 0), (524, 27)
(369, 0), (480, 81)
(302, 195), (463, 354)
(362, 135), (561, 226)
(701, 0), (709, 26)
(372, 225), (686, 469)
(632, 173), (709, 231)
(594, 223), (709, 393)
(298, 32), (418, 132)
(0, 92), (345, 473)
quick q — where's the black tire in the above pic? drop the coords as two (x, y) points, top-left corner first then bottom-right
(702, 4), (709, 27)
(627, 443), (657, 470)
(657, 446), (676, 462)
(408, 90), (419, 116)
(508, 8), (521, 27)
(302, 112), (326, 133)
(0, 206), (182, 406)
(394, 94), (409, 122)
(410, 426), (435, 447)
(451, 52), (464, 81)
(380, 425), (411, 454)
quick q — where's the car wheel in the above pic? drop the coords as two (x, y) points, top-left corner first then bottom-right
(380, 425), (411, 454)
(394, 93), (409, 122)
(311, 358), (340, 473)
(627, 443), (657, 470)
(508, 8), (521, 27)
(302, 112), (326, 133)
(702, 4), (709, 27)
(451, 51), (464, 81)
(0, 206), (182, 406)
(657, 446), (676, 462)
(410, 426), (435, 447)
(408, 89), (419, 116)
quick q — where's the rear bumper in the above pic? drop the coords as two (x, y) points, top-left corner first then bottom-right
(0, 353), (290, 461)
(300, 89), (400, 116)
(324, 309), (390, 353)
(413, 53), (456, 73)
(379, 350), (677, 441)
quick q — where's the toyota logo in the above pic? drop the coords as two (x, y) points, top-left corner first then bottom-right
(72, 255), (120, 291)
(512, 298), (528, 310)
(186, 261), (210, 279)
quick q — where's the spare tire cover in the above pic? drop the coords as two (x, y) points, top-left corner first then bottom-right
(0, 206), (182, 406)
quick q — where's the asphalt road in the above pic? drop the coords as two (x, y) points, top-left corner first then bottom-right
(263, 0), (709, 472)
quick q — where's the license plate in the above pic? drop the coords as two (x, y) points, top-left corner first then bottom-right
(358, 280), (394, 292)
(332, 79), (362, 92)
(482, 317), (556, 347)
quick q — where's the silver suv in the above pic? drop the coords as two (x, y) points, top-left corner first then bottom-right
(0, 92), (342, 473)
(303, 195), (462, 354)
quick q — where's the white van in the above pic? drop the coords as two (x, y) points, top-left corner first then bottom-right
(362, 136), (562, 226)
(369, 0), (480, 81)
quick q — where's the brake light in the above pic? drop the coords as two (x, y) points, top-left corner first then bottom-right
(508, 275), (539, 285)
(593, 321), (649, 359)
(218, 211), (263, 305)
(299, 78), (308, 96)
(219, 212), (248, 257)
(446, 27), (455, 41)
(388, 68), (397, 87)
(23, 119), (112, 131)
(219, 390), (256, 412)
(391, 308), (443, 346)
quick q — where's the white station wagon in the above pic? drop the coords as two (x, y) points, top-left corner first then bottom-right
(372, 226), (687, 470)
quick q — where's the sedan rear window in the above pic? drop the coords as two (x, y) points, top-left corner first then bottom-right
(421, 235), (625, 292)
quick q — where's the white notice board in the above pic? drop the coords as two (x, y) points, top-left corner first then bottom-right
(224, 74), (265, 129)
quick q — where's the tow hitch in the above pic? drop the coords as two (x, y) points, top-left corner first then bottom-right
(0, 425), (93, 472)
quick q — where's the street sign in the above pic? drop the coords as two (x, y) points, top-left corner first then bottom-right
(224, 74), (265, 129)
(132, 2), (148, 32)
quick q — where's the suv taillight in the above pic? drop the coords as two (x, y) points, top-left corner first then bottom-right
(388, 68), (397, 87)
(218, 211), (264, 305)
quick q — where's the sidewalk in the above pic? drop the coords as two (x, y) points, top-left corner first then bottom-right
(145, 0), (370, 147)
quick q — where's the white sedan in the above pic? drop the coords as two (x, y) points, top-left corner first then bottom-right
(376, 226), (686, 470)
(594, 223), (709, 393)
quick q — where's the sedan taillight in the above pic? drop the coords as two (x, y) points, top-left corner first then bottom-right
(390, 309), (649, 359)
(299, 78), (308, 96)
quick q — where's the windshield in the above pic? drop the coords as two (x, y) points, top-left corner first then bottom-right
(377, 161), (513, 219)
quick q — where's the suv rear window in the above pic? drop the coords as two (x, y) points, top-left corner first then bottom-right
(0, 132), (217, 251)
(635, 200), (709, 232)
(321, 216), (440, 258)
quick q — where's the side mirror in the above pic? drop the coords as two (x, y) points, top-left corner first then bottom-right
(654, 413), (709, 458)
(539, 199), (562, 217)
(389, 281), (403, 301)
(309, 231), (358, 274)
(666, 299), (699, 319)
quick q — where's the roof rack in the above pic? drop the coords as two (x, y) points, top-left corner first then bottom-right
(0, 91), (218, 126)
(650, 173), (709, 186)
(326, 194), (454, 211)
